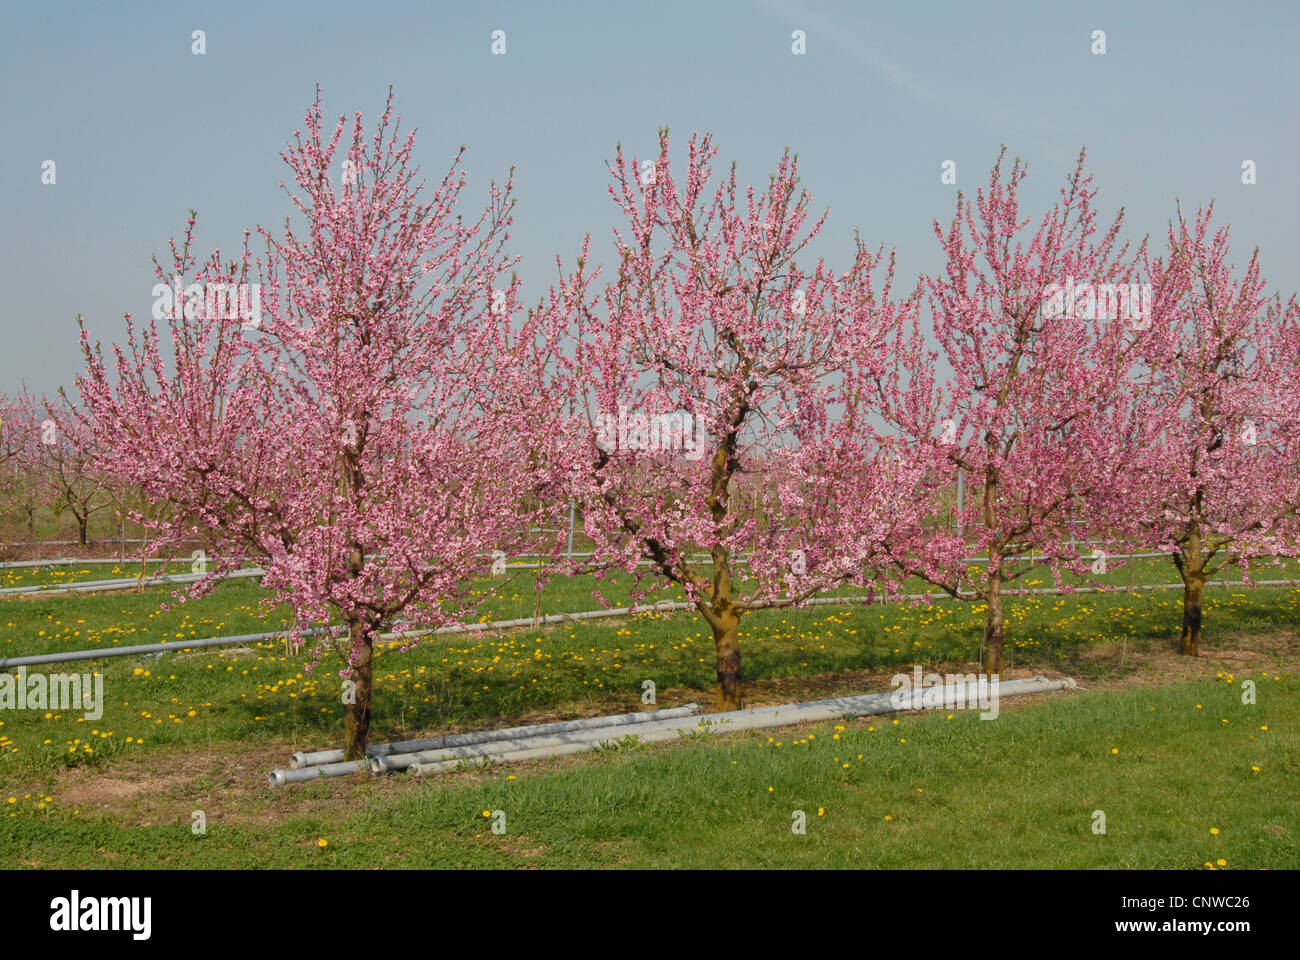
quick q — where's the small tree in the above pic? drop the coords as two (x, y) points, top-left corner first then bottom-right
(551, 131), (925, 711)
(0, 388), (52, 543)
(41, 399), (109, 546)
(77, 91), (563, 757)
(874, 149), (1152, 675)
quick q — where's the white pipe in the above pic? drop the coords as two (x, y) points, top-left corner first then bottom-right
(10, 575), (1300, 671)
(0, 628), (324, 669)
(268, 677), (1074, 785)
(268, 760), (366, 786)
(373, 715), (702, 772)
(505, 549), (1189, 566)
(407, 675), (1078, 776)
(0, 557), (178, 569)
(0, 600), (685, 669)
(0, 537), (163, 546)
(0, 566), (264, 597)
(289, 703), (701, 769)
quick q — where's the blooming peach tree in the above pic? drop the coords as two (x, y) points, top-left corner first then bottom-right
(873, 149), (1155, 674)
(38, 397), (110, 546)
(1123, 205), (1300, 654)
(0, 388), (57, 542)
(549, 131), (926, 710)
(76, 92), (565, 757)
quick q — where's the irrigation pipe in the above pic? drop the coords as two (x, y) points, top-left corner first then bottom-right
(292, 703), (700, 768)
(267, 759), (369, 784)
(501, 550), (1185, 570)
(0, 600), (687, 669)
(0, 557), (178, 570)
(268, 676), (1074, 785)
(0, 628), (327, 669)
(0, 566), (265, 597)
(366, 704), (703, 773)
(0, 537), (162, 546)
(403, 675), (1079, 776)
(276, 702), (702, 780)
(6, 576), (1300, 671)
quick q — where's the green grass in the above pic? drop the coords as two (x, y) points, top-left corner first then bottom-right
(3, 567), (1300, 779)
(1, 556), (1297, 869)
(3, 676), (1294, 868)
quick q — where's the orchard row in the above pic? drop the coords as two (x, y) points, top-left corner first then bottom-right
(5, 92), (1297, 757)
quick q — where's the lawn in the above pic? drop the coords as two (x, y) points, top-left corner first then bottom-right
(0, 561), (1297, 869)
(2, 676), (1293, 868)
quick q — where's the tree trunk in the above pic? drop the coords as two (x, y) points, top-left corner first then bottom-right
(77, 515), (88, 545)
(980, 470), (1004, 677)
(983, 558), (1004, 676)
(342, 617), (374, 760)
(1180, 575), (1204, 656)
(712, 609), (742, 712)
(1175, 524), (1206, 657)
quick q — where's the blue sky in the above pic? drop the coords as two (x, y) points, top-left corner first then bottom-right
(2, 0), (1296, 396)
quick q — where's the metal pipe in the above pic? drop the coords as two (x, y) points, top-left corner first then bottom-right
(0, 557), (176, 569)
(487, 549), (1191, 571)
(268, 759), (367, 786)
(368, 704), (702, 772)
(407, 675), (1079, 776)
(268, 677), (1074, 785)
(289, 703), (701, 769)
(374, 716), (704, 772)
(0, 566), (264, 597)
(0, 537), (163, 546)
(0, 628), (324, 668)
(0, 601), (683, 669)
(8, 577), (1299, 670)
